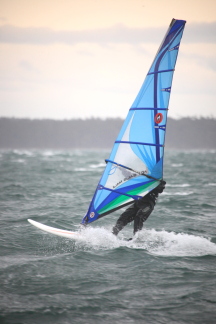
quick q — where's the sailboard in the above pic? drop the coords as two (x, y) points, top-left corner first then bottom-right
(28, 18), (186, 239)
(27, 219), (82, 239)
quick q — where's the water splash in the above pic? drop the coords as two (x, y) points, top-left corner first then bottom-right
(74, 227), (216, 257)
(136, 229), (216, 257)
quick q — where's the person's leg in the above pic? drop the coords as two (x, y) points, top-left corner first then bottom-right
(112, 204), (138, 235)
(133, 203), (153, 235)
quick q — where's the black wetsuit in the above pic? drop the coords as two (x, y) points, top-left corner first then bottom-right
(112, 181), (166, 236)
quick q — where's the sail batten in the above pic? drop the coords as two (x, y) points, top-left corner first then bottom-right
(81, 18), (186, 225)
(115, 140), (164, 147)
(147, 68), (175, 75)
(130, 108), (168, 111)
(99, 185), (143, 199)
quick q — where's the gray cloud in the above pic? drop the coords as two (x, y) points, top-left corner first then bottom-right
(19, 60), (39, 73)
(0, 22), (215, 45)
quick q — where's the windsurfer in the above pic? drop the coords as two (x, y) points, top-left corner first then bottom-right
(112, 181), (166, 236)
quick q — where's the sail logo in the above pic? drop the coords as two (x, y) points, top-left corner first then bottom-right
(154, 113), (163, 124)
(113, 173), (137, 189)
(90, 212), (95, 218)
(161, 87), (171, 92)
(169, 44), (179, 51)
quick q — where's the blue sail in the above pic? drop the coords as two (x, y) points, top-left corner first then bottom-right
(81, 18), (186, 225)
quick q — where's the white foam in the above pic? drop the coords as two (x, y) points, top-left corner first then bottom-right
(74, 227), (216, 257)
(137, 229), (216, 257)
(41, 150), (57, 157)
(74, 168), (88, 172)
(77, 227), (126, 250)
(13, 149), (34, 156)
(75, 166), (104, 172)
(167, 184), (190, 187)
(163, 191), (194, 196)
(90, 163), (105, 169)
(207, 183), (216, 186)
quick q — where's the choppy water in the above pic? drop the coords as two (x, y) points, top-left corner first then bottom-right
(0, 149), (216, 324)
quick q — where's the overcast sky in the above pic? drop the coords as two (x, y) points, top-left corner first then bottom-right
(1, 0), (216, 120)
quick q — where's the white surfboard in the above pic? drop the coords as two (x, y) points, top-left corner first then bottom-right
(28, 219), (82, 239)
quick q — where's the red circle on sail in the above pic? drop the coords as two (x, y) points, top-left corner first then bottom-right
(154, 113), (163, 124)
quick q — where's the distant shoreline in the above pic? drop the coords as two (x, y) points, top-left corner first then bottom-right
(0, 117), (215, 150)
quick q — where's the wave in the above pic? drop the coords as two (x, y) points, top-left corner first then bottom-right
(206, 183), (216, 186)
(12, 149), (35, 156)
(13, 159), (26, 164)
(74, 167), (89, 172)
(167, 184), (191, 187)
(138, 229), (216, 257)
(74, 165), (104, 172)
(73, 227), (216, 257)
(90, 163), (105, 169)
(163, 191), (194, 196)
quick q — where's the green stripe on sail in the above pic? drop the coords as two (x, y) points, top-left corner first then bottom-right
(98, 194), (130, 215)
(98, 181), (158, 215)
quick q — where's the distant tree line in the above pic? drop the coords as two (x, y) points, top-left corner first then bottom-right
(0, 117), (215, 150)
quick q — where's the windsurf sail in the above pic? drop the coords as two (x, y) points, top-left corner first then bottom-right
(81, 18), (186, 225)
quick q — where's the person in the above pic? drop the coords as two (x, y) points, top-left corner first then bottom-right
(112, 180), (166, 236)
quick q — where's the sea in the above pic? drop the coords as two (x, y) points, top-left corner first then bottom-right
(0, 149), (216, 324)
